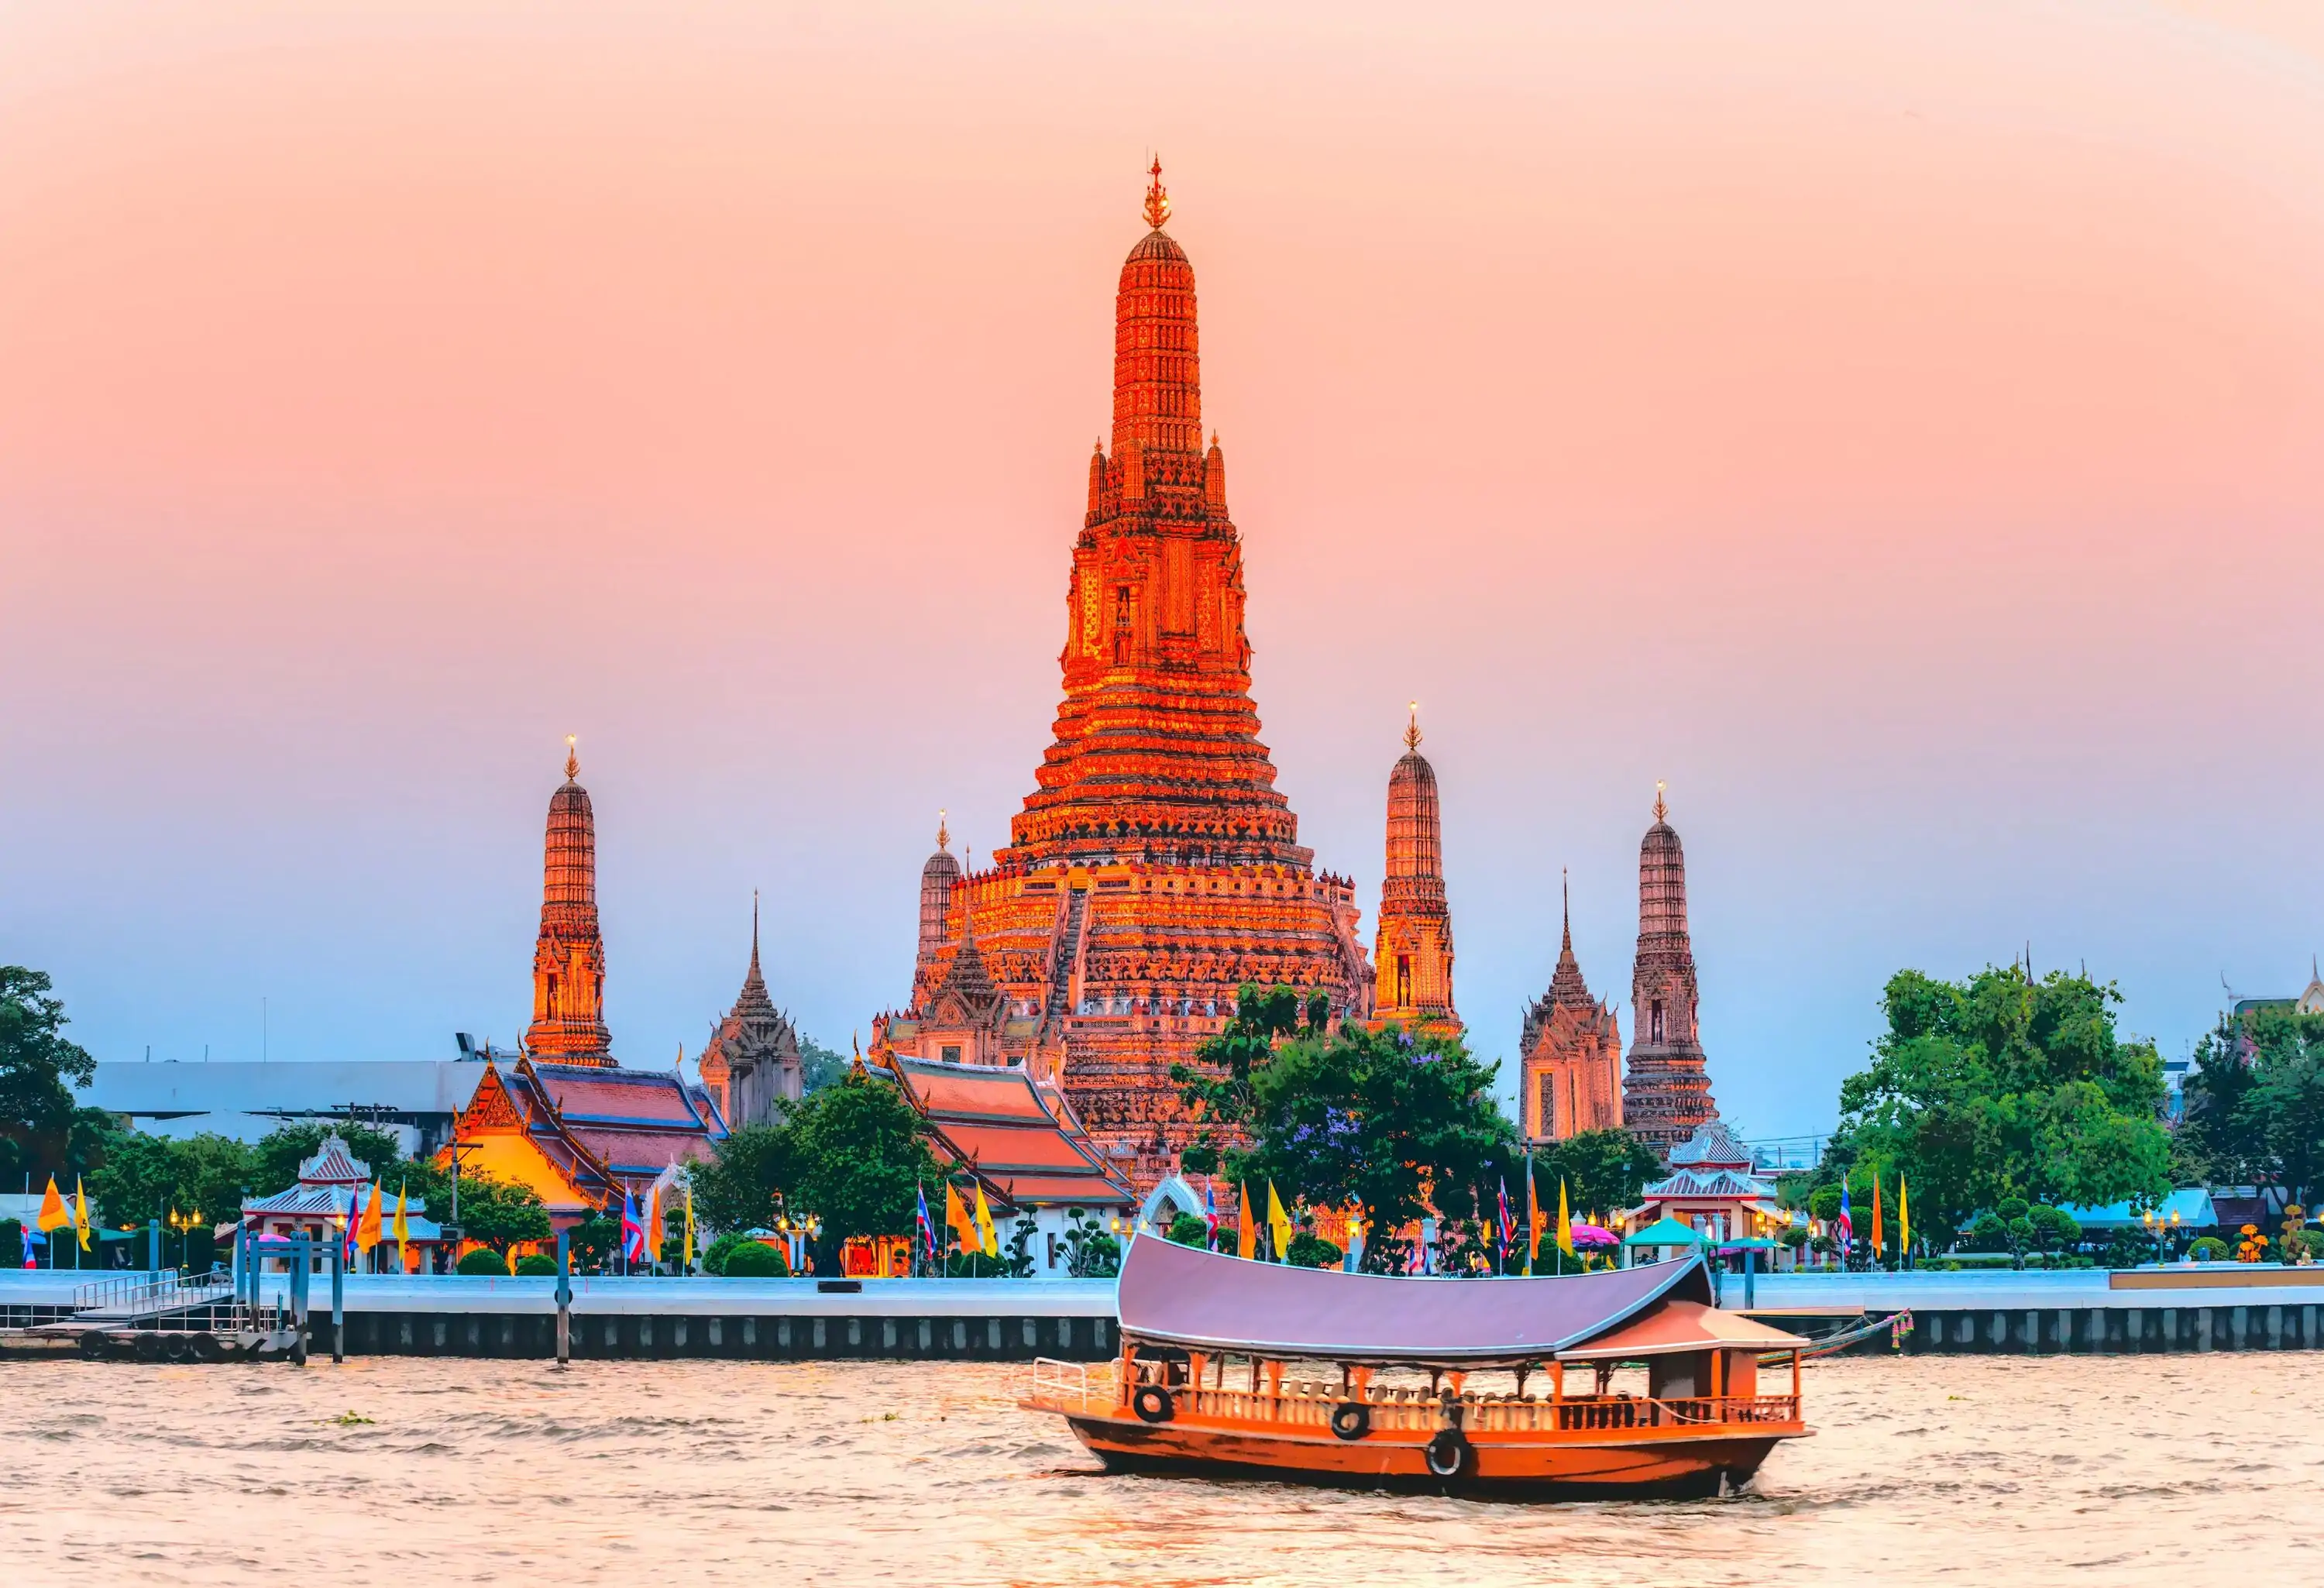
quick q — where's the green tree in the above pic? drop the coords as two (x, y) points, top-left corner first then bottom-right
(0, 967), (95, 1137)
(252, 1122), (410, 1196)
(2245, 1011), (2324, 1205)
(1165, 1212), (1211, 1248)
(783, 1067), (943, 1260)
(84, 1133), (184, 1226)
(1174, 984), (1517, 1273)
(1060, 1209), (1121, 1278)
(688, 1123), (799, 1236)
(453, 1174), (552, 1253)
(799, 1037), (849, 1095)
(1818, 961), (2169, 1243)
(1532, 1129), (1661, 1221)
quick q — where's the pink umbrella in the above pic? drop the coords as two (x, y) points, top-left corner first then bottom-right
(1569, 1222), (1618, 1248)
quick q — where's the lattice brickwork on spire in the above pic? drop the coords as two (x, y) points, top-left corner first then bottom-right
(1622, 788), (1718, 1152)
(526, 741), (613, 1065)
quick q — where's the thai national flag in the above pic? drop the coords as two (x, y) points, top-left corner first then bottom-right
(1203, 1185), (1219, 1247)
(915, 1184), (938, 1260)
(1835, 1184), (1855, 1244)
(1496, 1177), (1517, 1258)
(620, 1191), (648, 1262)
(344, 1184), (366, 1264)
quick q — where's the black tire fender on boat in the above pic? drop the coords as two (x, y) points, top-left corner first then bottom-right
(1132, 1384), (1175, 1425)
(132, 1332), (164, 1363)
(191, 1332), (226, 1363)
(77, 1330), (110, 1360)
(1424, 1428), (1473, 1480)
(1329, 1401), (1370, 1441)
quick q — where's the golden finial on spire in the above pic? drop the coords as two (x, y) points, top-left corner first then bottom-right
(1143, 156), (1171, 231)
(937, 809), (949, 851)
(1653, 780), (1668, 823)
(1404, 701), (1422, 752)
(564, 734), (579, 781)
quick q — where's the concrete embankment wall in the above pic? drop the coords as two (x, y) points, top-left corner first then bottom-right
(1734, 1267), (2324, 1355)
(11, 1267), (2322, 1360)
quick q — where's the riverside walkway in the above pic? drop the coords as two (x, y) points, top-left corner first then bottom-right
(5, 1265), (2319, 1360)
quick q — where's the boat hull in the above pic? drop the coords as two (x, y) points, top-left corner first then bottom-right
(1054, 1411), (1800, 1500)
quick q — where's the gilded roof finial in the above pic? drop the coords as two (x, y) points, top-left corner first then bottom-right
(1404, 701), (1422, 752)
(937, 809), (949, 851)
(1653, 780), (1668, 823)
(1143, 156), (1171, 231)
(565, 734), (579, 782)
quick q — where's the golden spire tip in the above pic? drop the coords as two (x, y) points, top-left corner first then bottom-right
(1403, 701), (1422, 752)
(937, 809), (949, 851)
(1653, 780), (1668, 823)
(1143, 156), (1171, 231)
(564, 734), (579, 781)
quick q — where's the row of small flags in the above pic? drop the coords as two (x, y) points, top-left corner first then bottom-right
(20, 1173), (418, 1267)
(913, 1181), (1002, 1263)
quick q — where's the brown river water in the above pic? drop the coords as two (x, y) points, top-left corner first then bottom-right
(3, 1354), (2317, 1586)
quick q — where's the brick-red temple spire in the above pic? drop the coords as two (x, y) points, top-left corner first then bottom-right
(526, 736), (613, 1065)
(1371, 703), (1459, 1036)
(1621, 782), (1717, 1151)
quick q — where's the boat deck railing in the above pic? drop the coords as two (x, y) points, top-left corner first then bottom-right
(1026, 1357), (1799, 1435)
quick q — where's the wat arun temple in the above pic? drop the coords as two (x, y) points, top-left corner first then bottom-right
(867, 165), (1722, 1187)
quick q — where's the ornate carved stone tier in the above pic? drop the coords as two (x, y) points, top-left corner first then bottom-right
(1621, 785), (1720, 1153)
(1521, 873), (1623, 1143)
(524, 739), (613, 1065)
(902, 167), (1370, 1188)
(1370, 706), (1460, 1038)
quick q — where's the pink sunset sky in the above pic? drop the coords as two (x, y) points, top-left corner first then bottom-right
(4, 2), (2320, 1140)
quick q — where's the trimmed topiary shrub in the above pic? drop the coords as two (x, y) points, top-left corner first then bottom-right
(1166, 1213), (1212, 1248)
(456, 1248), (513, 1276)
(2187, 1236), (2230, 1262)
(514, 1253), (559, 1277)
(720, 1239), (789, 1277)
(1284, 1232), (1341, 1269)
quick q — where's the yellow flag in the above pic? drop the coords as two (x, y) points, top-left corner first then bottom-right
(1899, 1175), (1910, 1259)
(36, 1175), (67, 1233)
(973, 1184), (999, 1259)
(391, 1181), (411, 1271)
(353, 1181), (383, 1255)
(1557, 1179), (1576, 1256)
(944, 1184), (975, 1251)
(1237, 1183), (1255, 1260)
(74, 1176), (92, 1251)
(1526, 1164), (1542, 1266)
(683, 1184), (696, 1270)
(1266, 1181), (1292, 1261)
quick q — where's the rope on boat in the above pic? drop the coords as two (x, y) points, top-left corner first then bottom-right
(1762, 1308), (1914, 1364)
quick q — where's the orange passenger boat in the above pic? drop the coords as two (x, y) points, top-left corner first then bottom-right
(1023, 1236), (1811, 1499)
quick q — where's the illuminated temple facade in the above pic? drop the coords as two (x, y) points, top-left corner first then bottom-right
(1369, 708), (1460, 1038)
(871, 167), (1370, 1188)
(1620, 785), (1721, 1151)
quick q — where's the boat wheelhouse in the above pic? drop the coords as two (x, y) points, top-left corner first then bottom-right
(1023, 1235), (1811, 1498)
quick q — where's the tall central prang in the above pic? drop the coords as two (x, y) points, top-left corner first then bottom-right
(877, 164), (1370, 1189)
